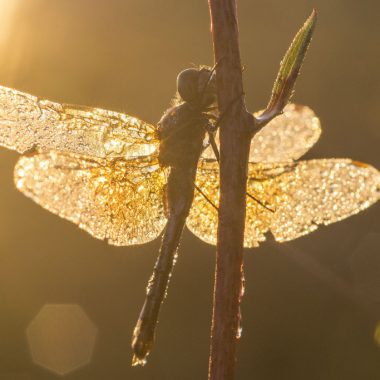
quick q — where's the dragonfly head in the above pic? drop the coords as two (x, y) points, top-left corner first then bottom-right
(177, 67), (216, 108)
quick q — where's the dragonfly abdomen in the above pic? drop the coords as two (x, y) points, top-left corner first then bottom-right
(132, 167), (197, 365)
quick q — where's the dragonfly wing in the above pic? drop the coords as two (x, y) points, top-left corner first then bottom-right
(201, 103), (321, 163)
(14, 151), (167, 246)
(186, 160), (219, 246)
(269, 159), (380, 242)
(0, 85), (158, 158)
(250, 103), (321, 162)
(187, 160), (280, 248)
(188, 159), (380, 247)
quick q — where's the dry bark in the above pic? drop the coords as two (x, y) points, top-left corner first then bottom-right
(208, 1), (252, 379)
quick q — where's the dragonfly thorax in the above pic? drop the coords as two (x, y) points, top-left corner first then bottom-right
(157, 102), (207, 169)
(157, 67), (216, 169)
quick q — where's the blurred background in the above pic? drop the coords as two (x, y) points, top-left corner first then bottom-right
(0, 0), (379, 379)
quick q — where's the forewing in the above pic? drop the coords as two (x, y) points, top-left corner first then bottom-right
(188, 159), (380, 247)
(250, 103), (321, 162)
(0, 85), (158, 158)
(270, 159), (380, 241)
(201, 103), (321, 163)
(14, 151), (167, 246)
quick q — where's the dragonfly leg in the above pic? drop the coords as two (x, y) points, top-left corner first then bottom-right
(203, 129), (275, 213)
(203, 91), (246, 161)
(205, 123), (220, 162)
(199, 56), (226, 102)
(246, 192), (275, 213)
(195, 184), (219, 211)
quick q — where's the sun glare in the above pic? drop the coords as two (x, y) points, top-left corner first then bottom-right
(0, 0), (20, 46)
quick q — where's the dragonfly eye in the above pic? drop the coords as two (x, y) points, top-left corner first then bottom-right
(177, 68), (216, 107)
(177, 68), (199, 103)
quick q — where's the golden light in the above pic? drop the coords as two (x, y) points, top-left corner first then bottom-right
(0, 0), (20, 46)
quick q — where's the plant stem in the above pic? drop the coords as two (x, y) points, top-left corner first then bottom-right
(208, 1), (252, 379)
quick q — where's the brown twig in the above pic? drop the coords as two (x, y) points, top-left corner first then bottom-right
(208, 1), (252, 379)
(207, 5), (317, 378)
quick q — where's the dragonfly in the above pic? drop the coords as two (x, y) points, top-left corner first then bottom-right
(0, 67), (380, 365)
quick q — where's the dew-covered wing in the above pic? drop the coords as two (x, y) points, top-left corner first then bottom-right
(201, 104), (321, 163)
(14, 151), (167, 246)
(186, 160), (220, 246)
(187, 159), (380, 247)
(250, 103), (321, 163)
(269, 159), (380, 241)
(186, 160), (286, 248)
(0, 85), (158, 158)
